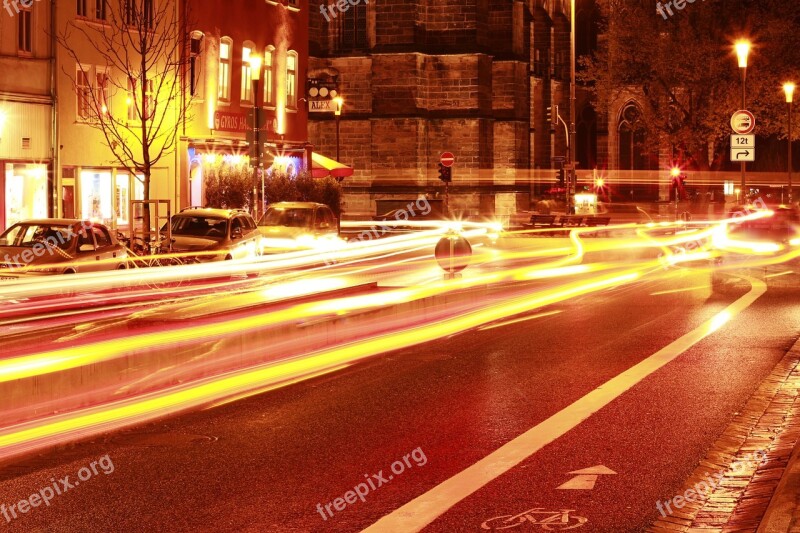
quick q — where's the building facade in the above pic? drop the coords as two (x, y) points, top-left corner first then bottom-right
(0, 0), (54, 231)
(179, 0), (310, 216)
(307, 0), (601, 219)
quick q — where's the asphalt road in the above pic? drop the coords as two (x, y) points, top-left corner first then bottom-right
(0, 269), (797, 532)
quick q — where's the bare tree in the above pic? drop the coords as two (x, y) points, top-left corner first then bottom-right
(57, 0), (191, 204)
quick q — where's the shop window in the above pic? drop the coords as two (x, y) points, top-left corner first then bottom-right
(80, 170), (113, 224)
(4, 164), (48, 228)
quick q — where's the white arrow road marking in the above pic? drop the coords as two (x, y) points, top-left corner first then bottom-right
(557, 465), (617, 490)
(363, 277), (766, 533)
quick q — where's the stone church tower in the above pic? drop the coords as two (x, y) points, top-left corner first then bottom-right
(308, 0), (601, 220)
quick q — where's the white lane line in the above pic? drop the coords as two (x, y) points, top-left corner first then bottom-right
(764, 270), (794, 279)
(477, 310), (563, 331)
(362, 277), (767, 533)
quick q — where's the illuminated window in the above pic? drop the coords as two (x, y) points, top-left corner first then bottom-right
(264, 46), (275, 106)
(76, 66), (93, 119)
(218, 37), (232, 101)
(286, 51), (297, 109)
(241, 44), (254, 104)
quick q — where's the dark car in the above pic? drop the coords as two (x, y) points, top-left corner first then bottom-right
(167, 208), (262, 261)
(0, 219), (127, 278)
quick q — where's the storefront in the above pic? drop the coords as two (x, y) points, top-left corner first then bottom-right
(0, 98), (54, 232)
(64, 167), (144, 229)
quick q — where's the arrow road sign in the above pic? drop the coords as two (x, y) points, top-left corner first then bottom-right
(556, 465), (617, 490)
(731, 110), (755, 134)
(730, 148), (755, 162)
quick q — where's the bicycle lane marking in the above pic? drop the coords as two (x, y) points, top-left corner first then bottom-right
(362, 276), (767, 532)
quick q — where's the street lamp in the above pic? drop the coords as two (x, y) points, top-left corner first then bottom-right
(735, 39), (751, 196)
(784, 82), (795, 204)
(568, 0), (576, 215)
(333, 96), (344, 161)
(249, 54), (263, 218)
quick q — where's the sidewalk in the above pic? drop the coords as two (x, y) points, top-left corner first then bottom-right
(650, 336), (800, 532)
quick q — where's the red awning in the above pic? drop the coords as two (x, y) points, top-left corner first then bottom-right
(311, 152), (353, 179)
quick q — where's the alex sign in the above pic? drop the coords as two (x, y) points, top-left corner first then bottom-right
(309, 99), (335, 113)
(213, 111), (248, 133)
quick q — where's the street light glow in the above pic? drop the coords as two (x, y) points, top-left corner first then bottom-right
(334, 96), (344, 116)
(735, 40), (751, 68)
(784, 82), (796, 103)
(249, 54), (262, 82)
(670, 167), (681, 178)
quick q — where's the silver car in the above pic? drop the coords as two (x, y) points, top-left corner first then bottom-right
(257, 202), (339, 252)
(0, 219), (127, 278)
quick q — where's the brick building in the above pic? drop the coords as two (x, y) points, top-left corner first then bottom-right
(308, 0), (602, 220)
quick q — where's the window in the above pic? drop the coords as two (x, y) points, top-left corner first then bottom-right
(95, 0), (106, 20)
(286, 51), (297, 109)
(92, 226), (112, 249)
(218, 38), (232, 101)
(18, 6), (32, 53)
(263, 46), (275, 106)
(124, 0), (152, 28)
(241, 45), (253, 104)
(77, 0), (87, 17)
(95, 69), (110, 116)
(337, 1), (367, 51)
(189, 31), (204, 98)
(127, 76), (154, 121)
(77, 66), (93, 119)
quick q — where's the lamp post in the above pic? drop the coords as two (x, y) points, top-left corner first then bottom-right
(735, 40), (751, 197)
(249, 54), (263, 219)
(785, 82), (795, 204)
(562, 0), (577, 215)
(333, 96), (344, 161)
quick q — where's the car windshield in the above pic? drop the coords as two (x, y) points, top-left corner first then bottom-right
(170, 216), (229, 238)
(0, 224), (74, 249)
(260, 208), (313, 228)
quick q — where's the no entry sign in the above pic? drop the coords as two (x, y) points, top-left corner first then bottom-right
(440, 152), (455, 167)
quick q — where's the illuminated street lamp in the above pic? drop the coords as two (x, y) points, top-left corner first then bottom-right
(249, 54), (263, 218)
(735, 40), (751, 194)
(784, 82), (795, 203)
(333, 96), (344, 162)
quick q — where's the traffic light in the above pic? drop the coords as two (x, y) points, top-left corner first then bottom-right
(557, 166), (565, 186)
(438, 163), (452, 183)
(546, 104), (558, 123)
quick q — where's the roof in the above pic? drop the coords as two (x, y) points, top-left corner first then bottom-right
(267, 202), (328, 209)
(176, 208), (251, 218)
(10, 218), (92, 226)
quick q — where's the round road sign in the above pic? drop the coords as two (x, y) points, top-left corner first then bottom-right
(440, 152), (455, 167)
(731, 110), (755, 134)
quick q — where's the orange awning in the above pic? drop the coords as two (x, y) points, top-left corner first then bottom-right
(311, 152), (353, 179)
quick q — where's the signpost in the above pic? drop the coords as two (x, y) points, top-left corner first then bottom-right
(439, 152), (454, 213)
(730, 111), (756, 196)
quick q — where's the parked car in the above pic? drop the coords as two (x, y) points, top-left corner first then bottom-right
(166, 208), (262, 261)
(257, 202), (339, 252)
(0, 219), (127, 278)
